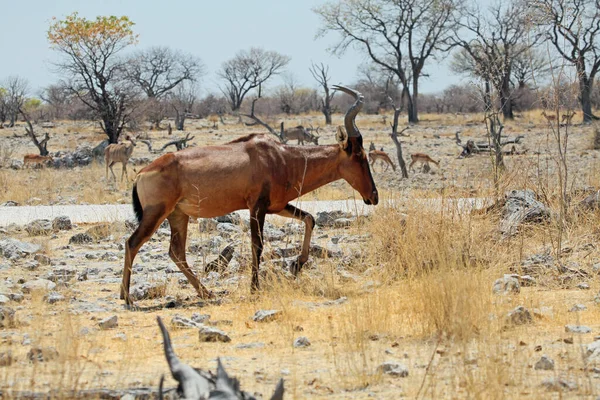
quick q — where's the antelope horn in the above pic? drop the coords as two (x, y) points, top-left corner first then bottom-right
(332, 85), (364, 137)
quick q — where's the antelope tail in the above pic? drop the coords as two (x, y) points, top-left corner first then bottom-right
(132, 183), (143, 223)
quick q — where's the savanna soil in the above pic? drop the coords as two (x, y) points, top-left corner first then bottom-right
(1, 112), (600, 399)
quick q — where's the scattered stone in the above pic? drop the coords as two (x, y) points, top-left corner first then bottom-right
(316, 211), (353, 227)
(130, 281), (166, 301)
(518, 275), (537, 286)
(533, 306), (554, 319)
(577, 283), (590, 290)
(235, 342), (265, 349)
(52, 216), (72, 231)
(293, 336), (311, 348)
(27, 347), (59, 363)
(493, 275), (520, 294)
(99, 315), (118, 330)
(252, 309), (281, 323)
(506, 306), (533, 326)
(9, 293), (23, 302)
(198, 325), (231, 343)
(25, 219), (53, 236)
(0, 307), (16, 328)
(377, 362), (409, 377)
(24, 260), (39, 271)
(171, 315), (201, 329)
(564, 337), (574, 344)
(1, 201), (18, 207)
(216, 213), (241, 225)
(34, 254), (51, 265)
(565, 325), (591, 334)
(217, 223), (242, 238)
(534, 355), (555, 371)
(22, 279), (56, 293)
(0, 238), (40, 259)
(0, 295), (9, 305)
(69, 233), (93, 245)
(541, 377), (578, 392)
(191, 313), (211, 324)
(44, 292), (65, 304)
(0, 350), (12, 366)
(569, 304), (587, 312)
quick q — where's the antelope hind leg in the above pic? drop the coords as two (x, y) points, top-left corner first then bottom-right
(167, 209), (211, 299)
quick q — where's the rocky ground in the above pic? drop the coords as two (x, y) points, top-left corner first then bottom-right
(2, 113), (600, 398)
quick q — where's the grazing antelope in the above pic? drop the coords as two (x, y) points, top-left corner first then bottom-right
(541, 111), (557, 123)
(121, 85), (378, 305)
(105, 136), (136, 183)
(281, 125), (319, 145)
(23, 154), (52, 168)
(409, 153), (439, 172)
(561, 111), (576, 124)
(368, 150), (396, 172)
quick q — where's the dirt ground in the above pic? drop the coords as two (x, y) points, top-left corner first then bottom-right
(1, 112), (600, 399)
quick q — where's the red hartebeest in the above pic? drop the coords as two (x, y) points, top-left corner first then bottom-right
(121, 85), (378, 305)
(368, 150), (396, 172)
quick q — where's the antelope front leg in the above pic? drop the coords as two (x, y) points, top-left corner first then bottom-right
(276, 204), (315, 276)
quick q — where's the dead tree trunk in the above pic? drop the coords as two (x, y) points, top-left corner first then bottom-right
(242, 97), (284, 142)
(388, 102), (409, 178)
(19, 108), (49, 156)
(160, 132), (195, 152)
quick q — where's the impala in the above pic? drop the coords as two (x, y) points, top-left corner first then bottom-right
(368, 150), (396, 172)
(23, 154), (53, 168)
(541, 111), (557, 123)
(561, 111), (576, 124)
(409, 153), (439, 172)
(120, 86), (378, 305)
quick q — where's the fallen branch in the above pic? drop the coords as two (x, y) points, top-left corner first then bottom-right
(242, 97), (284, 142)
(160, 133), (195, 152)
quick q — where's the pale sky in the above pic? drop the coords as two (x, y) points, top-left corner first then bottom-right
(0, 0), (463, 97)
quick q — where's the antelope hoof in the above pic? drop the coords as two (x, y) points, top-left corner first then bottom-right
(289, 258), (305, 277)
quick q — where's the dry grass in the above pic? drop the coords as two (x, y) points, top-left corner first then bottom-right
(2, 112), (600, 398)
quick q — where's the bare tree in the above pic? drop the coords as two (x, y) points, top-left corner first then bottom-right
(218, 48), (290, 111)
(47, 14), (139, 143)
(309, 62), (335, 124)
(19, 107), (50, 156)
(512, 48), (548, 89)
(169, 82), (198, 131)
(125, 47), (204, 128)
(2, 76), (28, 127)
(534, 0), (600, 122)
(315, 0), (462, 123)
(450, 0), (540, 119)
(276, 73), (300, 115)
(40, 83), (72, 120)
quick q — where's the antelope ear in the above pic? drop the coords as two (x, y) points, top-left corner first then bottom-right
(336, 126), (348, 150)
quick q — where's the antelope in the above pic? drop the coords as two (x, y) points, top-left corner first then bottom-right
(120, 85), (378, 306)
(561, 111), (576, 124)
(23, 154), (52, 168)
(368, 150), (396, 172)
(541, 111), (557, 123)
(281, 125), (319, 145)
(409, 153), (439, 172)
(105, 135), (137, 182)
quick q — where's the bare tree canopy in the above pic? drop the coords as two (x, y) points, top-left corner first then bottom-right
(315, 0), (462, 124)
(533, 0), (600, 122)
(2, 76), (28, 127)
(309, 62), (335, 124)
(47, 13), (139, 143)
(218, 47), (290, 111)
(450, 0), (540, 119)
(125, 46), (204, 99)
(169, 81), (199, 131)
